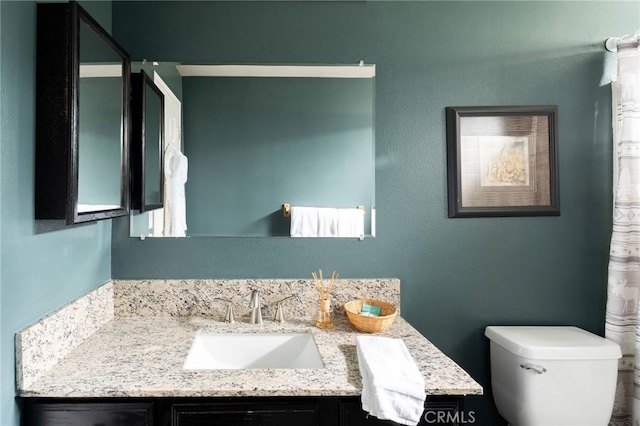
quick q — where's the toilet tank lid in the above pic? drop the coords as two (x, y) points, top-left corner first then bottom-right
(485, 326), (622, 360)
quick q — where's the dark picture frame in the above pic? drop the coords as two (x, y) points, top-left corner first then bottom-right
(446, 106), (559, 218)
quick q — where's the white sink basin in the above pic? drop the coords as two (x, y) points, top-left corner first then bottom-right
(183, 332), (324, 370)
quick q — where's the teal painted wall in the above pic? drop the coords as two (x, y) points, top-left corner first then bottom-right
(0, 2), (113, 425)
(183, 76), (374, 236)
(112, 1), (638, 422)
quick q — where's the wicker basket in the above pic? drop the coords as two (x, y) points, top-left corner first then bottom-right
(344, 299), (397, 333)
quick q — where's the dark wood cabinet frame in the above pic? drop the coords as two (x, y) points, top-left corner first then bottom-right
(131, 70), (165, 213)
(35, 1), (131, 224)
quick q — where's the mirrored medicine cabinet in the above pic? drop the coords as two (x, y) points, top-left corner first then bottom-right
(129, 63), (377, 239)
(35, 1), (130, 225)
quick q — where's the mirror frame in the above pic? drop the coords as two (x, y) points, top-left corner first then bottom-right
(131, 70), (165, 212)
(35, 1), (130, 225)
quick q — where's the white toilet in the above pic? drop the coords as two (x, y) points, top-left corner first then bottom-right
(485, 326), (621, 426)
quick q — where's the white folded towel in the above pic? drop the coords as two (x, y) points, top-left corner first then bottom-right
(337, 208), (365, 239)
(317, 208), (339, 237)
(290, 206), (318, 237)
(356, 335), (427, 426)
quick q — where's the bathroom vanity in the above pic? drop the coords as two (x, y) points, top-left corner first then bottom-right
(23, 396), (463, 426)
(16, 280), (482, 426)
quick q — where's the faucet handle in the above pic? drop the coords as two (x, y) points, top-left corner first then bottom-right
(224, 303), (236, 323)
(273, 295), (294, 323)
(274, 303), (286, 323)
(215, 298), (236, 323)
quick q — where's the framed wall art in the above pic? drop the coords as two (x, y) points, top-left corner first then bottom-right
(446, 105), (559, 218)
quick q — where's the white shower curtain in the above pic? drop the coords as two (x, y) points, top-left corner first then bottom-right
(605, 32), (640, 426)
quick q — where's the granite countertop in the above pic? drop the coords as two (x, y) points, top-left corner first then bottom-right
(19, 315), (483, 398)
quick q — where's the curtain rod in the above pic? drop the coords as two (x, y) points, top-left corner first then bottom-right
(605, 29), (640, 52)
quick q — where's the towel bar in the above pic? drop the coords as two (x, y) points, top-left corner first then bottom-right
(282, 204), (365, 218)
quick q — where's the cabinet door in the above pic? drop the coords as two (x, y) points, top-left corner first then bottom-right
(340, 403), (400, 426)
(172, 402), (320, 426)
(421, 397), (464, 426)
(26, 402), (153, 426)
(340, 397), (463, 426)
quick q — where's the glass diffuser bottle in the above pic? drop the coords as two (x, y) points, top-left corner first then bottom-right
(312, 270), (338, 329)
(316, 298), (334, 329)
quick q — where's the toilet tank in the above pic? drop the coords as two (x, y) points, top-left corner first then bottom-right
(485, 326), (622, 426)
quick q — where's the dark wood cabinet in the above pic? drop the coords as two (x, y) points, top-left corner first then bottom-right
(172, 401), (322, 426)
(341, 396), (463, 426)
(421, 397), (467, 426)
(342, 402), (397, 426)
(21, 396), (463, 426)
(23, 402), (153, 426)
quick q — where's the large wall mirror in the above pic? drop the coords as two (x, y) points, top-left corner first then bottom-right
(129, 63), (376, 238)
(35, 1), (130, 224)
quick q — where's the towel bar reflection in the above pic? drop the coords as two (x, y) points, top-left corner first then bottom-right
(282, 203), (365, 218)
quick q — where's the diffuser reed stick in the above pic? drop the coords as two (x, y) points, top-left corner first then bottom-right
(312, 270), (338, 299)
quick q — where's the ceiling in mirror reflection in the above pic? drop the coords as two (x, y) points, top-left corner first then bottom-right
(175, 64), (375, 78)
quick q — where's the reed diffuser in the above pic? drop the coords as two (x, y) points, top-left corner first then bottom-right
(312, 269), (338, 329)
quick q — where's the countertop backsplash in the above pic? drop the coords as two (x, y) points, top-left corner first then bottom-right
(16, 281), (114, 391)
(114, 278), (400, 321)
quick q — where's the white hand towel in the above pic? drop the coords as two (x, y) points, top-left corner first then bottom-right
(337, 208), (365, 239)
(317, 208), (338, 237)
(290, 206), (318, 237)
(356, 335), (426, 426)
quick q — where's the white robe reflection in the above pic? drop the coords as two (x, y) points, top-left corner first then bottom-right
(164, 149), (188, 237)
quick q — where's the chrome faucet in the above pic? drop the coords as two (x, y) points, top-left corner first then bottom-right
(249, 289), (263, 324)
